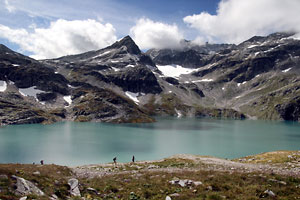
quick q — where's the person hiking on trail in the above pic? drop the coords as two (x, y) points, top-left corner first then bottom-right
(113, 157), (117, 165)
(132, 155), (135, 163)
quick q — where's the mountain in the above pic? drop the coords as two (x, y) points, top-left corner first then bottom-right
(1, 33), (300, 125)
(146, 40), (234, 68)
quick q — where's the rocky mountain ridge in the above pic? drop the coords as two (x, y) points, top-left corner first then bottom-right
(1, 32), (300, 125)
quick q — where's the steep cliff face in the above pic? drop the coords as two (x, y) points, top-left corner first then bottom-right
(1, 32), (300, 125)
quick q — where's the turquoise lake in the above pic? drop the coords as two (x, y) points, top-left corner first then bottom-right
(0, 117), (300, 166)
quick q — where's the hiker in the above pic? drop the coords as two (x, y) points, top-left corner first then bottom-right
(132, 155), (135, 163)
(40, 160), (44, 165)
(113, 157), (117, 165)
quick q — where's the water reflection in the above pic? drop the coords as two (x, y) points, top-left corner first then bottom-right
(120, 117), (218, 131)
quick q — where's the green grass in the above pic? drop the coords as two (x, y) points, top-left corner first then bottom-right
(235, 150), (300, 164)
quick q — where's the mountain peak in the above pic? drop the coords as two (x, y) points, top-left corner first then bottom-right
(108, 35), (141, 55)
(0, 44), (13, 53)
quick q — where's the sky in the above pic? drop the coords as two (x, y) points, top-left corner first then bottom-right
(0, 0), (300, 59)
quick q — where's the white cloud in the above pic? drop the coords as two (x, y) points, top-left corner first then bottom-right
(4, 0), (15, 13)
(130, 18), (184, 49)
(184, 0), (300, 44)
(0, 19), (117, 59)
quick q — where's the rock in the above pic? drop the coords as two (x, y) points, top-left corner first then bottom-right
(68, 178), (81, 197)
(178, 180), (186, 187)
(0, 174), (8, 179)
(131, 165), (143, 170)
(264, 189), (276, 197)
(129, 191), (140, 200)
(169, 179), (200, 187)
(19, 197), (27, 200)
(147, 165), (158, 169)
(49, 194), (58, 200)
(11, 175), (44, 196)
(87, 187), (99, 195)
(166, 196), (172, 200)
(279, 181), (287, 185)
(268, 179), (287, 185)
(206, 186), (213, 191)
(32, 171), (40, 176)
(169, 193), (180, 197)
(193, 181), (203, 186)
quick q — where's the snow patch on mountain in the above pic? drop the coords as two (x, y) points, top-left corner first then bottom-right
(175, 109), (182, 118)
(19, 86), (44, 99)
(282, 68), (292, 73)
(125, 91), (140, 104)
(248, 45), (259, 49)
(111, 67), (120, 72)
(192, 79), (214, 83)
(111, 60), (120, 63)
(95, 50), (111, 58)
(63, 95), (72, 106)
(0, 81), (7, 92)
(157, 64), (196, 78)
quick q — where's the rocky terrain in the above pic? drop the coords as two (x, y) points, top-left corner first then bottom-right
(0, 151), (299, 199)
(1, 32), (300, 125)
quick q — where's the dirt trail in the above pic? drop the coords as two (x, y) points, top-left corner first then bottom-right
(72, 154), (300, 179)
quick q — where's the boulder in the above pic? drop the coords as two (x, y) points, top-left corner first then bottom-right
(169, 193), (180, 197)
(193, 181), (203, 186)
(87, 187), (99, 195)
(166, 196), (172, 200)
(11, 175), (44, 196)
(49, 194), (58, 200)
(0, 174), (8, 179)
(32, 171), (40, 176)
(264, 189), (276, 197)
(68, 178), (81, 197)
(169, 179), (201, 187)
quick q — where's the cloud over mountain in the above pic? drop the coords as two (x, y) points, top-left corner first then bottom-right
(130, 18), (184, 50)
(184, 0), (300, 44)
(0, 19), (117, 59)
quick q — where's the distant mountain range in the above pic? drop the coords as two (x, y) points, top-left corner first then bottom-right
(1, 32), (300, 125)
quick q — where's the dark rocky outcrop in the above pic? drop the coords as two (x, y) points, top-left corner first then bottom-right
(108, 66), (162, 94)
(276, 98), (300, 121)
(164, 77), (179, 85)
(36, 92), (57, 101)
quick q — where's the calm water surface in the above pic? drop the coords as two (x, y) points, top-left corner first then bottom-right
(0, 117), (299, 165)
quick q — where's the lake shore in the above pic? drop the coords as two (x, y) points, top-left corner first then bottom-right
(1, 150), (299, 199)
